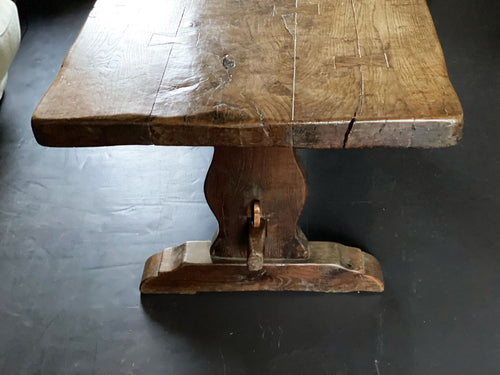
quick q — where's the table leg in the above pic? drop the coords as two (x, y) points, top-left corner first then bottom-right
(140, 147), (383, 293)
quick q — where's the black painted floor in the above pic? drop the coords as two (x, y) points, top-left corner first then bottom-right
(0, 0), (498, 374)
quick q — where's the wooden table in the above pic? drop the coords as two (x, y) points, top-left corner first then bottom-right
(32, 0), (462, 293)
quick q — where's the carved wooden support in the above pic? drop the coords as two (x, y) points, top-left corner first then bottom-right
(140, 146), (384, 293)
(204, 146), (309, 263)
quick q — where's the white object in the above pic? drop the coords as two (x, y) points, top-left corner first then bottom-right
(0, 0), (20, 100)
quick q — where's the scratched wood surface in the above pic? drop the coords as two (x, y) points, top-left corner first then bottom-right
(32, 0), (463, 148)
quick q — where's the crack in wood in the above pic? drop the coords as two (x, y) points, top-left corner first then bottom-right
(343, 115), (356, 148)
(148, 5), (188, 138)
(350, 0), (365, 115)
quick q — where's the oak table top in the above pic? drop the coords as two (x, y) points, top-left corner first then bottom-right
(32, 0), (463, 148)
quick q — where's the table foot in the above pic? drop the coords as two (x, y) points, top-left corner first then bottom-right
(140, 241), (384, 294)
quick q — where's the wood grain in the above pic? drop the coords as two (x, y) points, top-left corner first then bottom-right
(32, 0), (463, 148)
(140, 241), (384, 293)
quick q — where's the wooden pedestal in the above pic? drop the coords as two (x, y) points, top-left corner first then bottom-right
(140, 146), (384, 294)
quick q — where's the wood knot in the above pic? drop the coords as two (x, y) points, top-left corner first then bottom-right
(222, 55), (235, 70)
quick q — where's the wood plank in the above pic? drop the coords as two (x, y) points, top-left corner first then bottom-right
(344, 0), (463, 147)
(140, 241), (384, 293)
(33, 0), (184, 146)
(149, 0), (296, 147)
(32, 0), (463, 148)
(291, 0), (360, 147)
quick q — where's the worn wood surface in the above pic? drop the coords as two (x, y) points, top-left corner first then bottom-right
(140, 241), (384, 293)
(32, 0), (462, 148)
(205, 146), (308, 261)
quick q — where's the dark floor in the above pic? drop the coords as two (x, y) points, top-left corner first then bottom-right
(0, 0), (499, 374)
